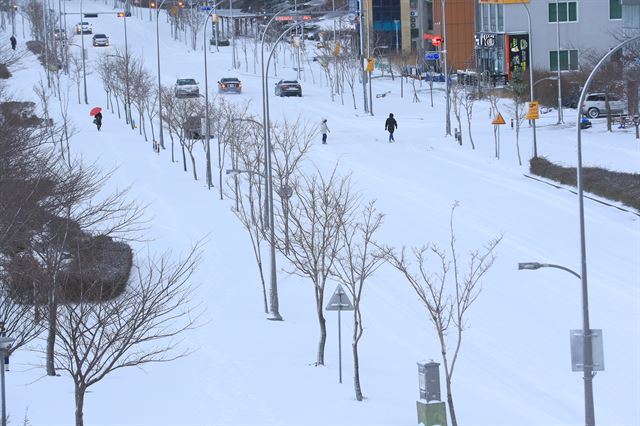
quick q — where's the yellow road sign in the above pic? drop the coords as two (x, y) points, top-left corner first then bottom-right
(526, 101), (539, 120)
(492, 112), (506, 125)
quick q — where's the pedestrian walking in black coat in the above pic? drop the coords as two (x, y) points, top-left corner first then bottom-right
(94, 112), (103, 131)
(10, 35), (16, 50)
(385, 113), (397, 142)
(320, 118), (330, 144)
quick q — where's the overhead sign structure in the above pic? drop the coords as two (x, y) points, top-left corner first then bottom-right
(325, 285), (353, 384)
(526, 101), (539, 120)
(492, 112), (506, 125)
(425, 52), (440, 61)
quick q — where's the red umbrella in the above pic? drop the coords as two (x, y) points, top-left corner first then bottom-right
(89, 107), (102, 116)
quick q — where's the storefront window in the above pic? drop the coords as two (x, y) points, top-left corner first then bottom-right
(497, 5), (504, 32)
(490, 5), (496, 32)
(482, 5), (489, 32)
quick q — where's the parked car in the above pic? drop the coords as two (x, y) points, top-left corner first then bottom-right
(218, 77), (242, 94)
(75, 21), (92, 34)
(53, 28), (66, 41)
(92, 34), (109, 47)
(581, 93), (627, 119)
(174, 78), (200, 98)
(274, 80), (302, 97)
(209, 37), (230, 46)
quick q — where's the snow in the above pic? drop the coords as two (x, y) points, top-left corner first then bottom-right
(3, 1), (640, 425)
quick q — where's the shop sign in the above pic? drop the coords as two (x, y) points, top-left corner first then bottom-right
(508, 34), (529, 73)
(475, 33), (496, 48)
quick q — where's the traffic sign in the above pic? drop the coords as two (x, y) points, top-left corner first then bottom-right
(492, 112), (506, 125)
(325, 285), (353, 311)
(200, 6), (211, 11)
(526, 101), (539, 120)
(425, 52), (440, 61)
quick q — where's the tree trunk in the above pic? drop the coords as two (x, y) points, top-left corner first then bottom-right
(467, 119), (475, 149)
(46, 295), (57, 376)
(315, 295), (326, 365)
(75, 384), (86, 426)
(446, 375), (457, 426)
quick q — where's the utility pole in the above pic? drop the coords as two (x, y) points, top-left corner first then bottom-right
(442, 0), (450, 136)
(555, 0), (564, 124)
(358, 0), (368, 113)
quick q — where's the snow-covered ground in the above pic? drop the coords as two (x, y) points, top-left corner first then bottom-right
(3, 1), (640, 425)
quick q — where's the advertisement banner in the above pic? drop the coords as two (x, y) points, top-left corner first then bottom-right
(508, 33), (529, 74)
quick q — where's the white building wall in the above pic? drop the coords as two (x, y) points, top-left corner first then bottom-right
(502, 1), (623, 72)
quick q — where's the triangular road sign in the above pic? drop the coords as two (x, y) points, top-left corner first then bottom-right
(325, 284), (354, 311)
(492, 112), (506, 125)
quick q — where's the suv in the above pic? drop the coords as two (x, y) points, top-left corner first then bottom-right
(75, 21), (92, 34)
(581, 93), (627, 118)
(174, 78), (200, 98)
(218, 77), (242, 94)
(92, 34), (109, 47)
(274, 80), (302, 97)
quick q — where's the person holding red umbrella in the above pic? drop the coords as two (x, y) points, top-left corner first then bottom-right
(90, 107), (103, 131)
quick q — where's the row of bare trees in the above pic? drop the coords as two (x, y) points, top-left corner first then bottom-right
(222, 108), (502, 426)
(0, 49), (202, 426)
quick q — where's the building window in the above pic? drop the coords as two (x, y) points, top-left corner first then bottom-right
(550, 50), (579, 71)
(610, 0), (622, 20)
(480, 4), (504, 32)
(549, 2), (578, 23)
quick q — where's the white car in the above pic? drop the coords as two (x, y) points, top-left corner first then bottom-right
(581, 93), (627, 119)
(75, 21), (92, 34)
(174, 78), (200, 98)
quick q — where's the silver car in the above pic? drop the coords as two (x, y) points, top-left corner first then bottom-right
(92, 34), (109, 47)
(174, 78), (200, 98)
(581, 93), (627, 119)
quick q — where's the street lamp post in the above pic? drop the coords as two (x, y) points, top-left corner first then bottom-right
(442, 0), (450, 136)
(358, 0), (368, 113)
(554, 0), (564, 124)
(0, 335), (15, 426)
(572, 35), (640, 425)
(79, 0), (88, 103)
(521, 3), (537, 157)
(154, 0), (167, 150)
(123, 0), (133, 128)
(261, 22), (306, 322)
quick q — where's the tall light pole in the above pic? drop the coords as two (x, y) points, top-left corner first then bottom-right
(203, 11), (218, 191)
(442, 0), (450, 136)
(260, 13), (306, 322)
(521, 3), (537, 157)
(358, 0), (368, 113)
(123, 0), (133, 128)
(0, 334), (15, 426)
(555, 0), (564, 124)
(154, 0), (167, 149)
(573, 35), (640, 426)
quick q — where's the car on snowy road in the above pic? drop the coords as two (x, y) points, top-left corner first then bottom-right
(274, 80), (302, 97)
(75, 21), (92, 34)
(174, 78), (200, 98)
(92, 34), (109, 47)
(218, 77), (242, 94)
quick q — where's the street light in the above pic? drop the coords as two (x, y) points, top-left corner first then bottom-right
(0, 334), (15, 426)
(79, 0), (88, 103)
(442, 0), (450, 136)
(518, 262), (580, 279)
(571, 35), (640, 425)
(153, 0), (168, 150)
(554, 0), (564, 125)
(520, 3), (537, 157)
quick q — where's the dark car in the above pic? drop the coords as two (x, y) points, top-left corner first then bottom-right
(274, 80), (302, 97)
(218, 77), (242, 94)
(210, 37), (230, 46)
(92, 34), (109, 47)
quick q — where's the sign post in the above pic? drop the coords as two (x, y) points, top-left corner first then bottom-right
(325, 284), (354, 384)
(526, 101), (540, 120)
(491, 112), (506, 159)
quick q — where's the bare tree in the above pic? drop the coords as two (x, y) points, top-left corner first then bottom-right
(509, 67), (528, 165)
(276, 167), (357, 366)
(386, 203), (502, 426)
(331, 201), (384, 401)
(54, 247), (202, 426)
(461, 86), (476, 150)
(450, 82), (463, 146)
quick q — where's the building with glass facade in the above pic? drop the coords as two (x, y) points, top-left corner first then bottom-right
(474, 1), (623, 78)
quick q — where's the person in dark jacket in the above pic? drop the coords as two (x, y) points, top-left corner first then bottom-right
(10, 35), (16, 50)
(94, 112), (103, 131)
(384, 113), (397, 142)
